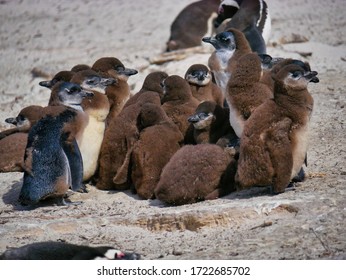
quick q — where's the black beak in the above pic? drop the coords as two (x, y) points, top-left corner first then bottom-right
(118, 68), (138, 77)
(5, 117), (17, 125)
(188, 114), (200, 123)
(39, 80), (53, 88)
(305, 71), (319, 83)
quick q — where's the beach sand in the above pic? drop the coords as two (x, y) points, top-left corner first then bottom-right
(0, 0), (345, 259)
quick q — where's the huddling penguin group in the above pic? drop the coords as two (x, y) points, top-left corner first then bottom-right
(0, 0), (320, 260)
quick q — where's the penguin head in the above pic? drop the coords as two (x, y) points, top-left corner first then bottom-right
(185, 64), (212, 86)
(53, 82), (94, 109)
(258, 54), (285, 70)
(137, 103), (167, 130)
(92, 57), (138, 81)
(39, 71), (74, 89)
(5, 114), (30, 129)
(188, 112), (215, 130)
(214, 0), (241, 28)
(93, 248), (141, 260)
(202, 31), (236, 51)
(188, 101), (217, 129)
(273, 64), (319, 92)
(160, 75), (192, 104)
(141, 71), (169, 94)
(71, 69), (117, 94)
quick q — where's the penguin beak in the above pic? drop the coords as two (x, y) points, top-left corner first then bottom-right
(196, 71), (206, 81)
(202, 36), (213, 44)
(304, 71), (319, 83)
(39, 80), (53, 88)
(188, 114), (200, 123)
(118, 68), (138, 77)
(5, 117), (17, 125)
(202, 36), (225, 50)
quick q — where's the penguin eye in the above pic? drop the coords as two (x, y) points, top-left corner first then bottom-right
(291, 71), (302, 79)
(17, 115), (26, 122)
(116, 66), (125, 72)
(67, 86), (80, 94)
(198, 112), (209, 119)
(86, 77), (100, 85)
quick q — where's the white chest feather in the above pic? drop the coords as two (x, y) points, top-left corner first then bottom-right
(290, 123), (309, 179)
(228, 104), (245, 138)
(214, 71), (230, 96)
(78, 116), (106, 181)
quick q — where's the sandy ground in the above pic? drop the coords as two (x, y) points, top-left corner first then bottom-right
(0, 0), (345, 259)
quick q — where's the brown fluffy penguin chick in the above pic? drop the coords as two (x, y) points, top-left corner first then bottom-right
(185, 100), (237, 146)
(70, 69), (114, 181)
(261, 58), (318, 93)
(92, 57), (138, 125)
(0, 105), (45, 140)
(226, 52), (272, 137)
(202, 28), (252, 95)
(124, 71), (168, 109)
(161, 75), (199, 138)
(0, 133), (27, 172)
(184, 64), (224, 107)
(236, 64), (318, 194)
(96, 91), (161, 190)
(166, 0), (219, 51)
(39, 70), (74, 90)
(155, 144), (237, 206)
(131, 103), (183, 199)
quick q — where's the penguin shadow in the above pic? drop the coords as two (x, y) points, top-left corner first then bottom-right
(2, 179), (82, 211)
(223, 183), (298, 201)
(2, 178), (26, 210)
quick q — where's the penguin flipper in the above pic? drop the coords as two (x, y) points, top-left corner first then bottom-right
(63, 139), (84, 191)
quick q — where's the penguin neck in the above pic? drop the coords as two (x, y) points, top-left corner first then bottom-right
(274, 89), (313, 124)
(216, 49), (235, 69)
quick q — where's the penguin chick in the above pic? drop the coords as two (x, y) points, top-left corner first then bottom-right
(131, 103), (183, 199)
(155, 144), (237, 206)
(166, 0), (220, 51)
(19, 84), (94, 206)
(186, 100), (237, 146)
(0, 133), (27, 172)
(202, 28), (252, 95)
(184, 64), (224, 107)
(97, 91), (161, 191)
(70, 69), (115, 181)
(92, 57), (138, 125)
(226, 52), (272, 137)
(235, 64), (318, 194)
(39, 70), (74, 89)
(161, 75), (199, 138)
(0, 105), (44, 140)
(261, 58), (319, 93)
(19, 110), (81, 206)
(124, 71), (168, 108)
(0, 241), (140, 260)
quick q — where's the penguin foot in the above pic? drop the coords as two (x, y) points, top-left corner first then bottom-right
(292, 167), (305, 183)
(76, 184), (88, 193)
